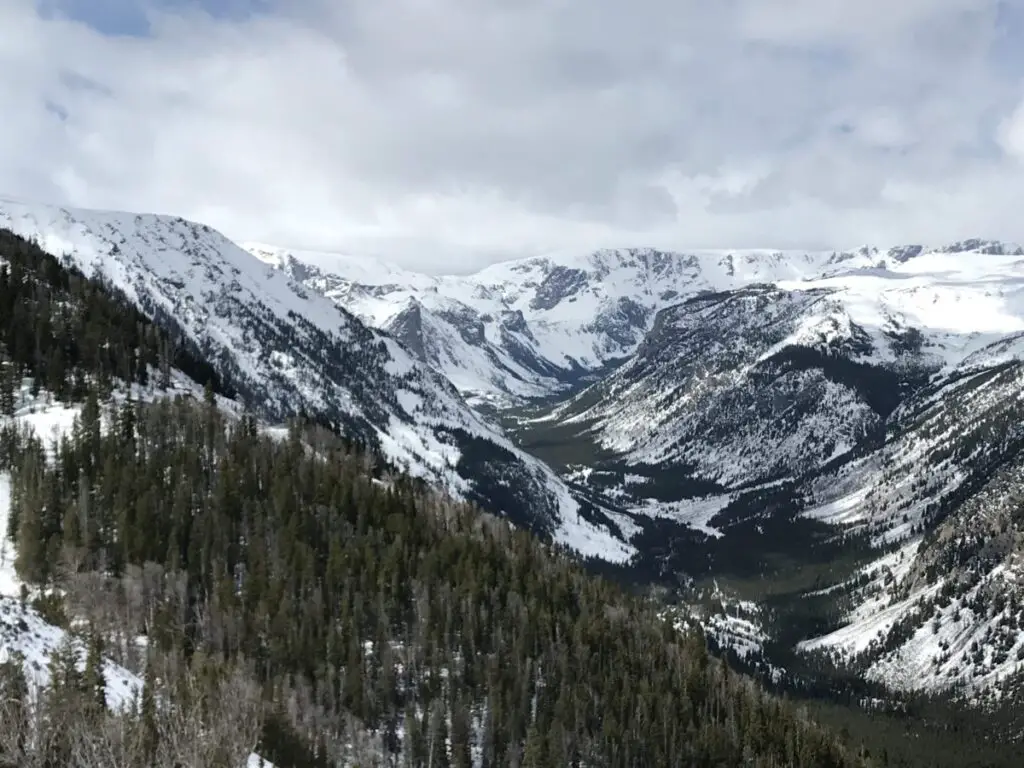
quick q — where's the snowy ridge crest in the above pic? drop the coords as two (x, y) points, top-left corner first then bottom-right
(0, 197), (629, 563)
(249, 239), (1024, 406)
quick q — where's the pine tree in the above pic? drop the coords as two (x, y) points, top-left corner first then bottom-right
(398, 702), (420, 768)
(0, 358), (15, 416)
(450, 694), (472, 768)
(0, 652), (29, 756)
(140, 653), (159, 761)
(83, 627), (107, 715)
(49, 633), (82, 697)
(521, 723), (547, 768)
(44, 634), (82, 765)
(426, 698), (449, 768)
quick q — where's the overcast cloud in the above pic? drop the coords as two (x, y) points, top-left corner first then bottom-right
(2, 0), (1023, 272)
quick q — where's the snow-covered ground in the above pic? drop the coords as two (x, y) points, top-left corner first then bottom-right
(0, 474), (17, 598)
(0, 590), (143, 711)
(798, 472), (1024, 697)
(0, 390), (272, 767)
(666, 585), (782, 681)
(0, 196), (627, 564)
(794, 553), (1024, 696)
(249, 240), (1024, 408)
(798, 540), (926, 659)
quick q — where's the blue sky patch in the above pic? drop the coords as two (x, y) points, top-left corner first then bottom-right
(35, 0), (275, 37)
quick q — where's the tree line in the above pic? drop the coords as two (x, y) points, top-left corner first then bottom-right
(1, 393), (870, 766)
(0, 228), (227, 413)
(0, 226), (873, 766)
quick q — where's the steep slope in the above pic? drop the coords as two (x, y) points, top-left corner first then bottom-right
(248, 246), (563, 404)
(536, 284), (935, 488)
(247, 241), (1024, 412)
(520, 242), (1024, 505)
(500, 244), (1024, 701)
(0, 240), (870, 767)
(1, 389), (274, 767)
(0, 199), (629, 562)
(246, 243), (869, 406)
(1, 397), (871, 768)
(796, 358), (1024, 696)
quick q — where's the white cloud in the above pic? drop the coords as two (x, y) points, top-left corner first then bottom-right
(1, 0), (1024, 272)
(998, 101), (1024, 162)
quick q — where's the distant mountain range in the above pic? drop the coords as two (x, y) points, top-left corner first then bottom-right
(0, 197), (632, 563)
(244, 239), (1024, 409)
(7, 193), (1024, 701)
(247, 235), (1024, 699)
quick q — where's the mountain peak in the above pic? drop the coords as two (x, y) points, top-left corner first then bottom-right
(1, 198), (632, 564)
(936, 238), (1024, 255)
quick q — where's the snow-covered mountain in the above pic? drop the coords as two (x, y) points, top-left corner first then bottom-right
(271, 235), (1024, 700)
(495, 242), (1024, 697)
(245, 240), (1024, 413)
(12, 193), (1024, 700)
(536, 284), (925, 488)
(528, 241), (1024, 494)
(0, 197), (630, 563)
(245, 243), (882, 407)
(795, 358), (1024, 697)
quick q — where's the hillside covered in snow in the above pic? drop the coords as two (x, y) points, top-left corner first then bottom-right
(246, 240), (1024, 409)
(259, 234), (1024, 704)
(0, 198), (630, 562)
(0, 234), (871, 767)
(9, 192), (1024, 727)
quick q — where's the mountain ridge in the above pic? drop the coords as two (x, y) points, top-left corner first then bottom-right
(0, 197), (632, 563)
(247, 239), (1024, 408)
(12, 193), (1024, 705)
(255, 231), (1024, 701)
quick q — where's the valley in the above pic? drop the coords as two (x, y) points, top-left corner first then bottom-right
(3, 197), (1024, 764)
(257, 233), (1024, 714)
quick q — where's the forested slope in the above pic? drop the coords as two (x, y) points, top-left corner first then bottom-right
(0, 227), (870, 766)
(3, 397), (867, 767)
(0, 227), (226, 408)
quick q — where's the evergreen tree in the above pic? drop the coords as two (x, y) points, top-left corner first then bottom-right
(450, 695), (472, 768)
(426, 698), (450, 768)
(0, 226), (899, 767)
(140, 653), (159, 761)
(83, 627), (107, 715)
(0, 652), (29, 757)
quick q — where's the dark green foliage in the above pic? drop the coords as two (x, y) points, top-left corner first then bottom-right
(0, 228), (229, 403)
(444, 426), (556, 536)
(30, 591), (70, 629)
(4, 393), (867, 767)
(83, 627), (107, 714)
(754, 344), (928, 421)
(0, 652), (29, 760)
(0, 222), (871, 765)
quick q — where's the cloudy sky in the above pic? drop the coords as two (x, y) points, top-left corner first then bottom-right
(3, 0), (1024, 271)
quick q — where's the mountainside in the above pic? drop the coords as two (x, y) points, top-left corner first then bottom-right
(537, 283), (935, 488)
(11, 192), (1024, 711)
(263, 234), (1024, 701)
(797, 358), (1024, 696)
(6, 217), (1021, 765)
(0, 394), (871, 768)
(246, 240), (1024, 412)
(246, 243), (874, 407)
(512, 243), (1024, 700)
(0, 198), (629, 562)
(0, 226), (885, 768)
(529, 244), (1024, 484)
